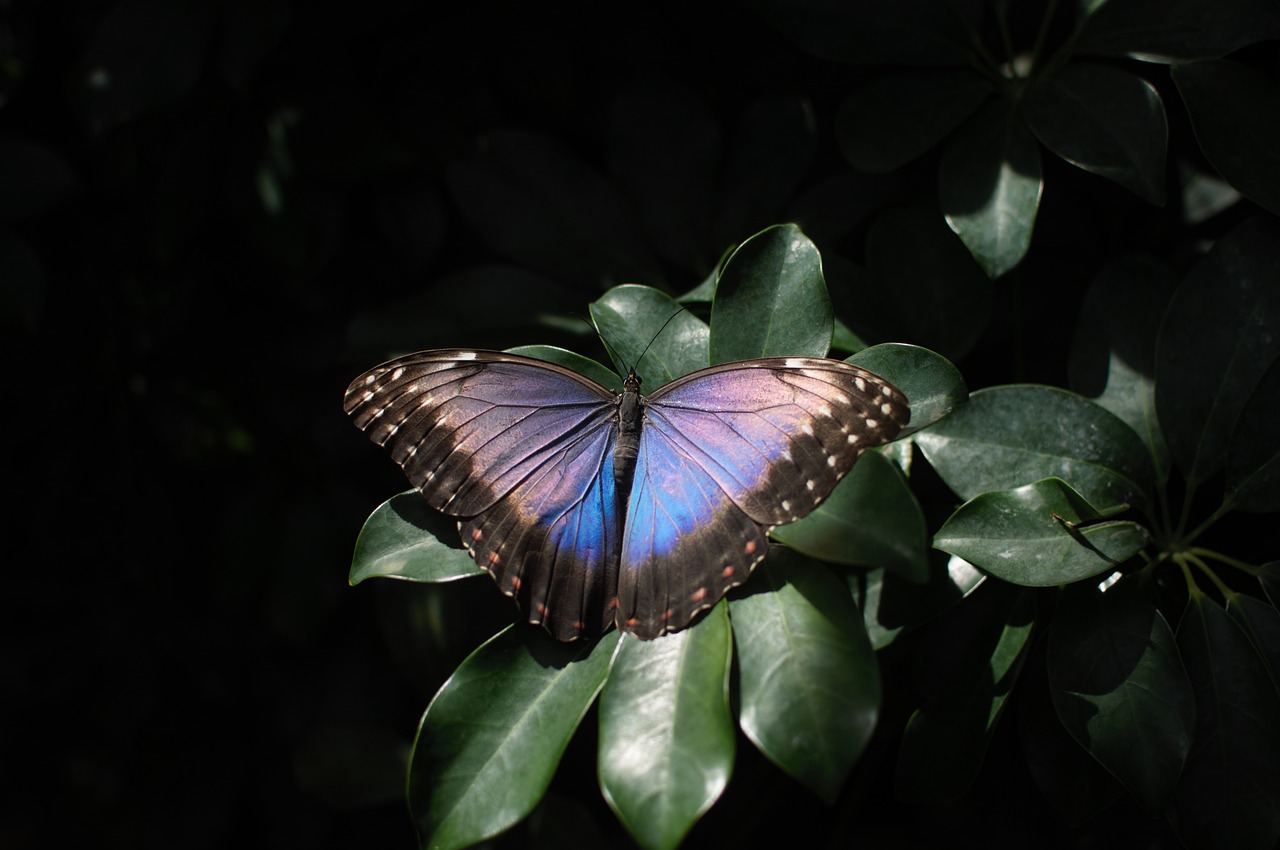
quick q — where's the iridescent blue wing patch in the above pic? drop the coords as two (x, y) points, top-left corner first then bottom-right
(616, 357), (910, 637)
(344, 350), (622, 640)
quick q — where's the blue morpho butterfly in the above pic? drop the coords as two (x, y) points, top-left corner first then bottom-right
(344, 337), (909, 641)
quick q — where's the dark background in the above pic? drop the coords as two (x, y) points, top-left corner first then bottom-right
(2, 1), (1233, 848)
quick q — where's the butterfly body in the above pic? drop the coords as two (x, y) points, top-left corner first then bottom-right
(345, 349), (908, 640)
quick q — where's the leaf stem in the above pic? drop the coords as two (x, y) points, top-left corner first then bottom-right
(1188, 546), (1260, 576)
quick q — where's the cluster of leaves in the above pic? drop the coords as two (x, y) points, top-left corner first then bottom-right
(756, 0), (1280, 277)
(352, 216), (1279, 849)
(339, 1), (1280, 848)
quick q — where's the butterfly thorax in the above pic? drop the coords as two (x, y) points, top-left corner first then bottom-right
(614, 369), (643, 488)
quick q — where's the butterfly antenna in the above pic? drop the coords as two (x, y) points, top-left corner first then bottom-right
(634, 308), (685, 374)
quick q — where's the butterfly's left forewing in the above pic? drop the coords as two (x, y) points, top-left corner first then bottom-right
(616, 358), (909, 637)
(344, 350), (624, 640)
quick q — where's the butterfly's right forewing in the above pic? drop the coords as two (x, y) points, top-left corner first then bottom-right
(344, 350), (623, 639)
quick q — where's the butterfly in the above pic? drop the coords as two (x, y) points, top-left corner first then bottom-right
(345, 348), (909, 641)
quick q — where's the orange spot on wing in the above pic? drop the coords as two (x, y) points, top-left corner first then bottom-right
(691, 587), (708, 602)
(722, 565), (736, 578)
(744, 540), (757, 555)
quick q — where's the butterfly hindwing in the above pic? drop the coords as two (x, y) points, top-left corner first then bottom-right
(344, 350), (622, 639)
(616, 357), (910, 637)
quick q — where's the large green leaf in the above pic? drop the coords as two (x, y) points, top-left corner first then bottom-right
(1174, 60), (1280, 217)
(1048, 576), (1194, 816)
(933, 478), (1148, 586)
(1228, 593), (1280, 693)
(939, 101), (1042, 278)
(729, 550), (880, 802)
(598, 605), (734, 850)
(1170, 596), (1280, 850)
(350, 492), (482, 585)
(1021, 63), (1167, 205)
(773, 449), (928, 582)
(590, 284), (710, 384)
(835, 72), (991, 173)
(1078, 0), (1280, 62)
(709, 223), (832, 361)
(849, 555), (985, 650)
(408, 627), (619, 850)
(1154, 217), (1280, 490)
(896, 583), (1035, 802)
(1226, 355), (1280, 513)
(1016, 643), (1126, 825)
(914, 385), (1155, 511)
(1067, 256), (1176, 483)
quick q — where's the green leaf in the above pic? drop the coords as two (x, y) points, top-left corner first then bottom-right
(849, 554), (985, 650)
(590, 284), (710, 385)
(849, 342), (967, 437)
(598, 605), (734, 850)
(864, 202), (995, 361)
(1079, 0), (1280, 63)
(1155, 216), (1280, 490)
(729, 550), (880, 802)
(1170, 596), (1280, 850)
(709, 223), (832, 361)
(1226, 355), (1280, 513)
(773, 450), (928, 582)
(1067, 256), (1176, 484)
(933, 478), (1149, 586)
(835, 72), (990, 173)
(1174, 61), (1280, 217)
(1016, 642), (1126, 826)
(1021, 63), (1167, 205)
(914, 385), (1156, 511)
(446, 130), (662, 287)
(1048, 576), (1194, 816)
(1227, 593), (1280, 693)
(939, 101), (1043, 278)
(1262, 561), (1280, 608)
(896, 583), (1035, 802)
(408, 627), (619, 850)
(350, 492), (483, 585)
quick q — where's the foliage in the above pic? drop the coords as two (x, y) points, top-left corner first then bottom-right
(342, 2), (1280, 848)
(9, 0), (1279, 847)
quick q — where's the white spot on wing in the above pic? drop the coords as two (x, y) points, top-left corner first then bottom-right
(391, 367), (406, 380)
(866, 419), (878, 429)
(855, 377), (866, 392)
(880, 403), (893, 415)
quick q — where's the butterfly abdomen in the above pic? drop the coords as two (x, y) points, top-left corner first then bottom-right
(613, 382), (642, 489)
